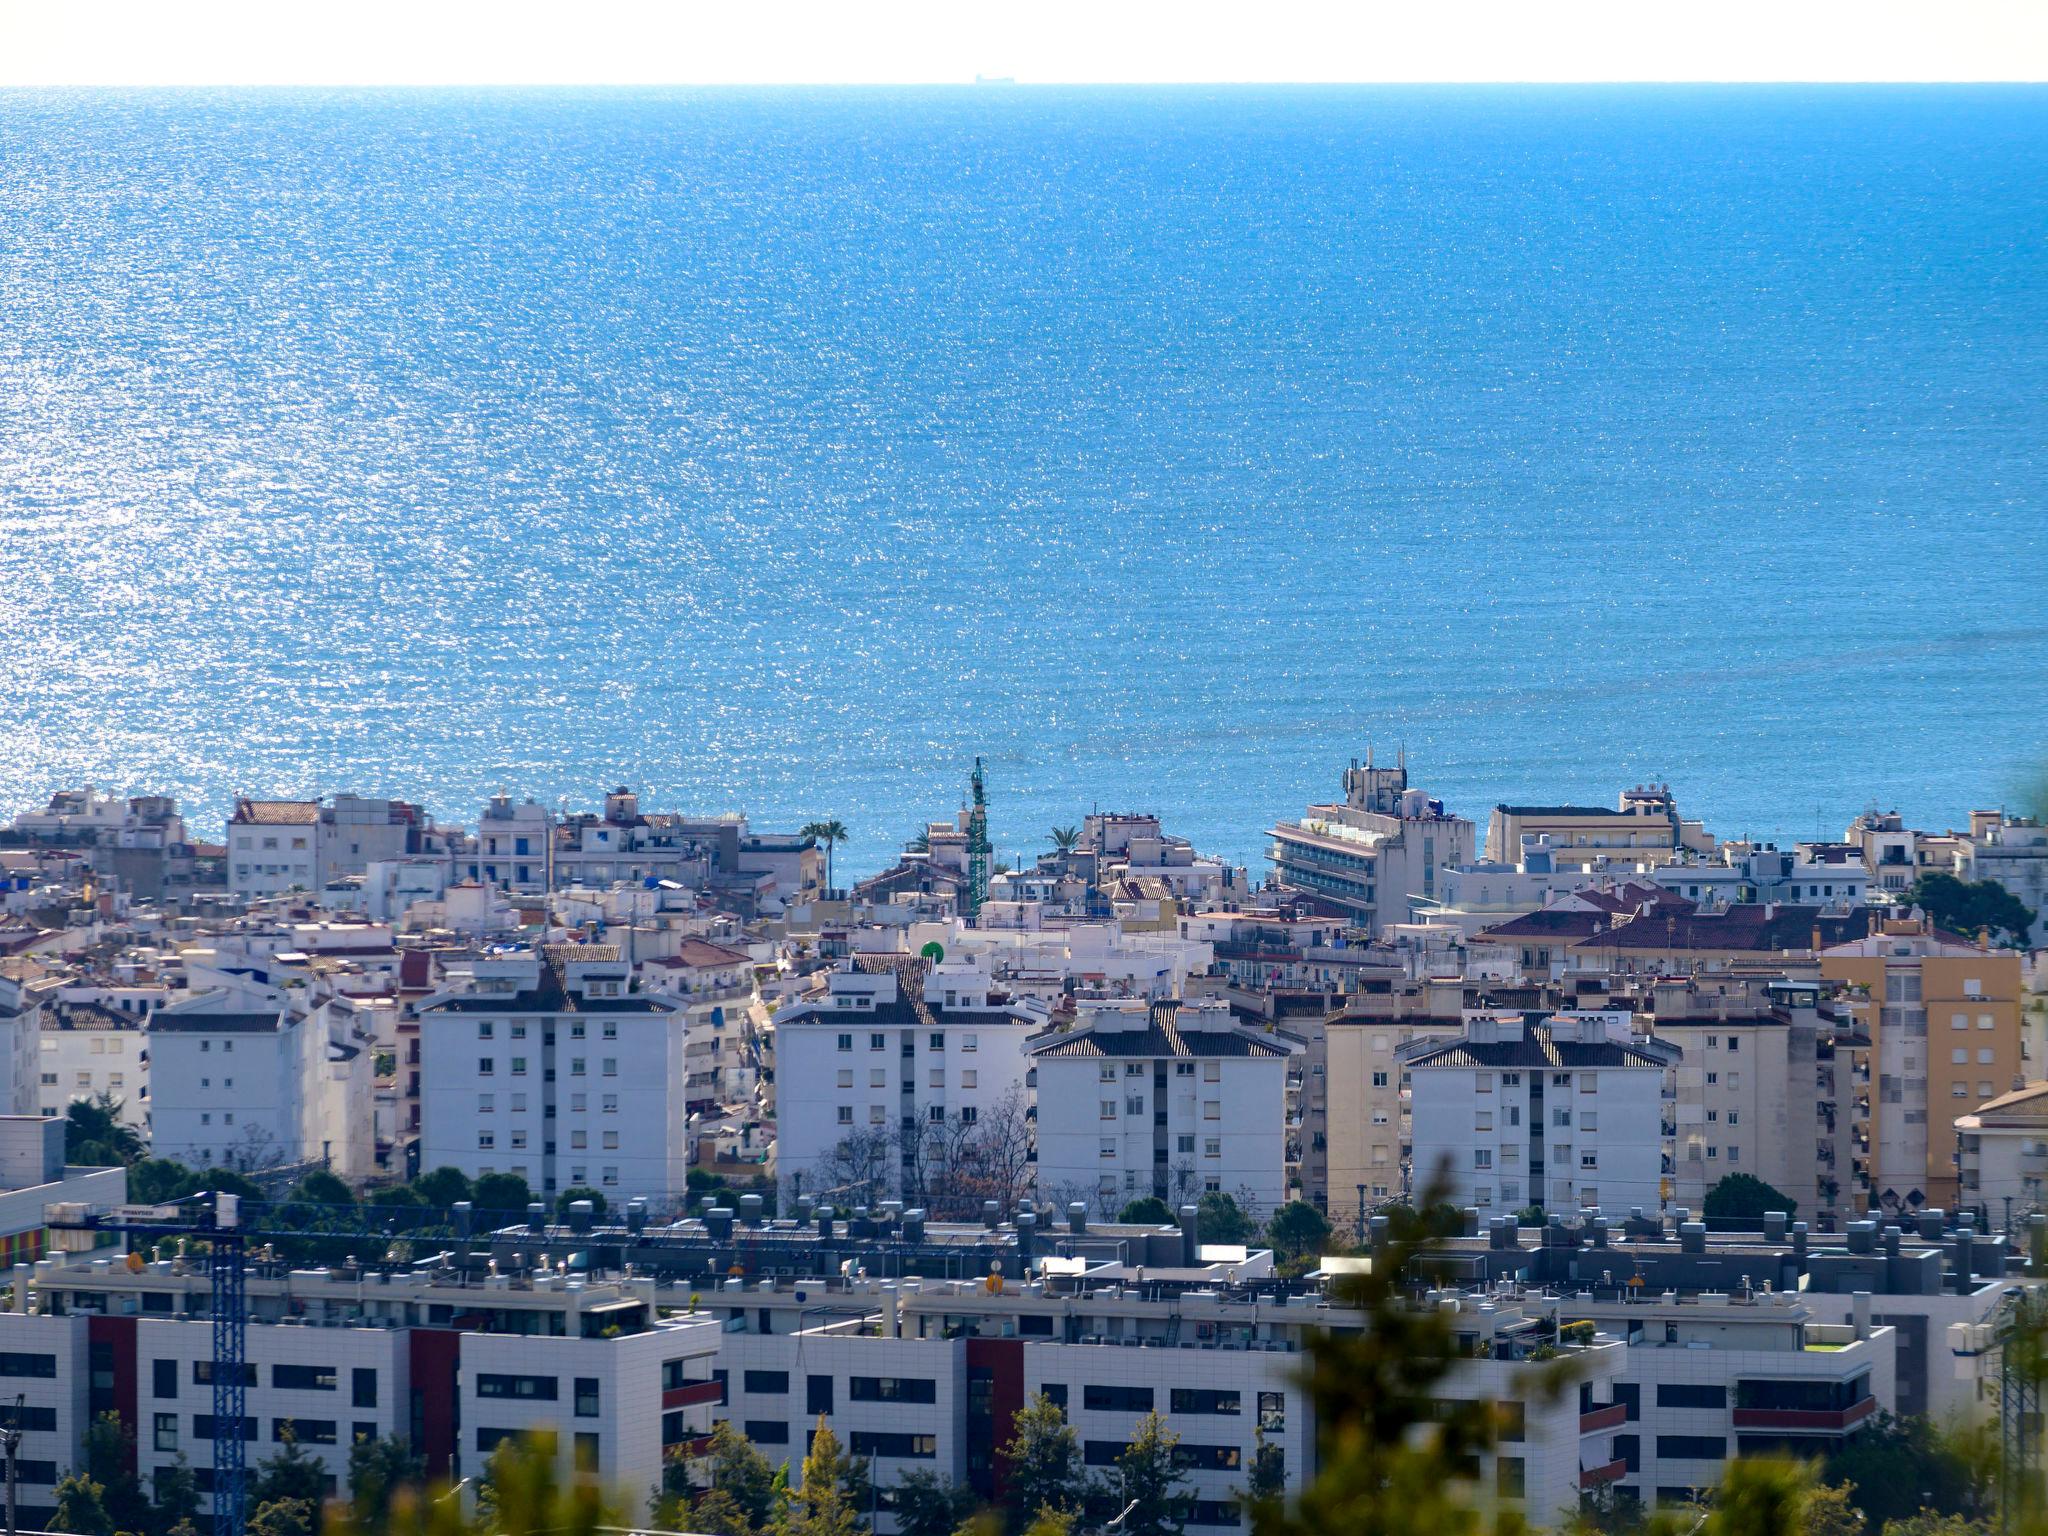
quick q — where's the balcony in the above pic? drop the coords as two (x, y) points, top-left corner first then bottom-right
(1731, 1397), (1876, 1433)
(1580, 1458), (1628, 1489)
(662, 1379), (726, 1410)
(1580, 1403), (1628, 1433)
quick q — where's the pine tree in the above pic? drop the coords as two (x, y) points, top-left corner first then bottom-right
(776, 1417), (864, 1536)
(1109, 1413), (1189, 1536)
(52, 1472), (115, 1536)
(1000, 1393), (1087, 1531)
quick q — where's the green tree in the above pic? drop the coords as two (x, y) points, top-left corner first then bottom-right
(890, 1468), (976, 1536)
(1246, 1183), (1576, 1536)
(1195, 1191), (1255, 1245)
(83, 1409), (152, 1534)
(1906, 873), (2037, 947)
(555, 1186), (608, 1220)
(680, 1419), (780, 1533)
(1109, 1412), (1189, 1536)
(66, 1093), (146, 1166)
(414, 1166), (474, 1207)
(1118, 1196), (1174, 1225)
(194, 1166), (265, 1203)
(1822, 1414), (1987, 1531)
(348, 1432), (426, 1527)
(1703, 1173), (1798, 1223)
(291, 1168), (356, 1205)
(150, 1455), (203, 1536)
(52, 1471), (114, 1536)
(129, 1158), (199, 1204)
(999, 1394), (1087, 1532)
(1877, 1515), (1991, 1536)
(251, 1429), (331, 1508)
(1266, 1200), (1333, 1260)
(776, 1417), (864, 1536)
(1801, 1482), (1865, 1536)
(689, 1488), (759, 1536)
(1049, 826), (1080, 854)
(1243, 1429), (1285, 1516)
(369, 1183), (427, 1212)
(472, 1170), (534, 1215)
(248, 1497), (320, 1536)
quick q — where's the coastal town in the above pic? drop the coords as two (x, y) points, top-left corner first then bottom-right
(1, 758), (2045, 1534)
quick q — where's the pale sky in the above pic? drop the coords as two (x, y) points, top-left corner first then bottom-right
(2, 0), (2044, 86)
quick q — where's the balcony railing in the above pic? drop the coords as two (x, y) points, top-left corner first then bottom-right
(1731, 1396), (1876, 1433)
(1580, 1403), (1628, 1433)
(1580, 1458), (1628, 1489)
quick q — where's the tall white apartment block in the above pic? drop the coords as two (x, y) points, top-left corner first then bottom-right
(417, 943), (690, 1199)
(148, 983), (323, 1170)
(772, 957), (1045, 1212)
(0, 966), (51, 1119)
(1030, 997), (1300, 1215)
(1405, 1012), (1677, 1217)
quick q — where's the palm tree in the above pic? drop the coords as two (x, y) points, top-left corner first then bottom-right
(66, 1093), (144, 1167)
(801, 820), (849, 895)
(1050, 825), (1080, 854)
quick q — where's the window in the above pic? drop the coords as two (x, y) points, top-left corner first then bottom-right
(1177, 1134), (1195, 1154)
(1476, 1073), (1493, 1094)
(963, 1034), (978, 1052)
(1101, 1138), (1117, 1158)
(744, 1370), (789, 1394)
(838, 1034), (853, 1052)
(602, 1058), (617, 1076)
(479, 1023), (494, 1039)
(154, 1358), (178, 1398)
(1581, 1152), (1598, 1169)
(273, 1364), (336, 1391)
(602, 1093), (618, 1112)
(1954, 1048), (1969, 1064)
(476, 1374), (558, 1400)
(1658, 1436), (1729, 1460)
(807, 1375), (833, 1415)
(869, 1106), (886, 1124)
(1204, 1101), (1221, 1120)
(1474, 1149), (1492, 1169)
(1259, 1392), (1286, 1432)
(837, 1069), (854, 1088)
(746, 1421), (791, 1444)
(933, 1070), (947, 1090)
(1100, 1065), (1117, 1083)
(511, 1057), (527, 1076)
(1203, 1062), (1221, 1083)
(155, 1412), (179, 1452)
(574, 1433), (599, 1473)
(1371, 1071), (1389, 1088)
(930, 1033), (945, 1050)
(477, 1132), (496, 1150)
(192, 1361), (256, 1386)
(1496, 1456), (1525, 1500)
(849, 1431), (936, 1459)
(1170, 1389), (1241, 1415)
(1101, 1100), (1118, 1120)
(850, 1377), (937, 1404)
(1658, 1384), (1726, 1409)
(353, 1369), (377, 1409)
(1980, 1049), (1996, 1064)
(1084, 1385), (1155, 1412)
(575, 1378), (600, 1417)
(962, 1070), (977, 1089)
(870, 1032), (886, 1050)
(838, 1106), (853, 1124)
(571, 1057), (586, 1077)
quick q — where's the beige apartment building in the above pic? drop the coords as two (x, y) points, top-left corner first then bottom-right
(1483, 784), (1714, 870)
(1821, 917), (2024, 1213)
(1320, 978), (1469, 1224)
(1639, 977), (1862, 1226)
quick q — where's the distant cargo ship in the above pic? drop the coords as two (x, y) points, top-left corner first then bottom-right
(974, 74), (1016, 85)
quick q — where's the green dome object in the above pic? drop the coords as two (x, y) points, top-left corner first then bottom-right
(920, 941), (946, 963)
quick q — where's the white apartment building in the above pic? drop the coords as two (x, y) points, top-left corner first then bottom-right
(0, 966), (51, 1118)
(417, 944), (690, 1199)
(639, 936), (757, 1110)
(38, 998), (148, 1129)
(227, 800), (324, 896)
(1, 1250), (723, 1531)
(1957, 1082), (2048, 1223)
(149, 982), (370, 1174)
(1267, 758), (1476, 933)
(1405, 1014), (1677, 1217)
(771, 956), (1047, 1212)
(1954, 812), (2048, 947)
(1030, 998), (1300, 1215)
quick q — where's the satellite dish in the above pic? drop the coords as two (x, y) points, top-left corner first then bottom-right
(921, 941), (946, 963)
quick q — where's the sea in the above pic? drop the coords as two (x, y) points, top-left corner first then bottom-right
(1, 86), (2043, 877)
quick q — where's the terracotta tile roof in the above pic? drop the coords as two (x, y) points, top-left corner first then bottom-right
(1576, 904), (1877, 953)
(231, 800), (320, 826)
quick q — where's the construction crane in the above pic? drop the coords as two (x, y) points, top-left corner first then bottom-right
(46, 1193), (529, 1536)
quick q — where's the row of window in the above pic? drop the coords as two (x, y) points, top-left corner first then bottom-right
(475, 1374), (601, 1415)
(478, 1130), (621, 1151)
(840, 1069), (980, 1090)
(1098, 1062), (1219, 1082)
(478, 1022), (619, 1040)
(476, 1057), (619, 1076)
(170, 1361), (376, 1405)
(837, 1031), (971, 1050)
(1101, 1100), (1223, 1120)
(477, 1093), (621, 1113)
(837, 1104), (981, 1126)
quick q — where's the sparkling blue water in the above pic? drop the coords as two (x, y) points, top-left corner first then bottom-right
(2, 87), (2043, 874)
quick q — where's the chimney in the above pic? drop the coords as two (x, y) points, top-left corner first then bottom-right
(1763, 1211), (1787, 1243)
(1680, 1222), (1706, 1254)
(1016, 1211), (1036, 1266)
(1846, 1221), (1876, 1255)
(1853, 1290), (1871, 1340)
(1069, 1202), (1088, 1236)
(1179, 1205), (1200, 1267)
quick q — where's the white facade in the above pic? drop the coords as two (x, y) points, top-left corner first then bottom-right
(1031, 998), (1299, 1215)
(148, 983), (321, 1171)
(417, 943), (691, 1199)
(226, 800), (325, 897)
(0, 967), (50, 1119)
(771, 957), (1045, 1211)
(38, 1000), (147, 1128)
(1406, 1013), (1676, 1217)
